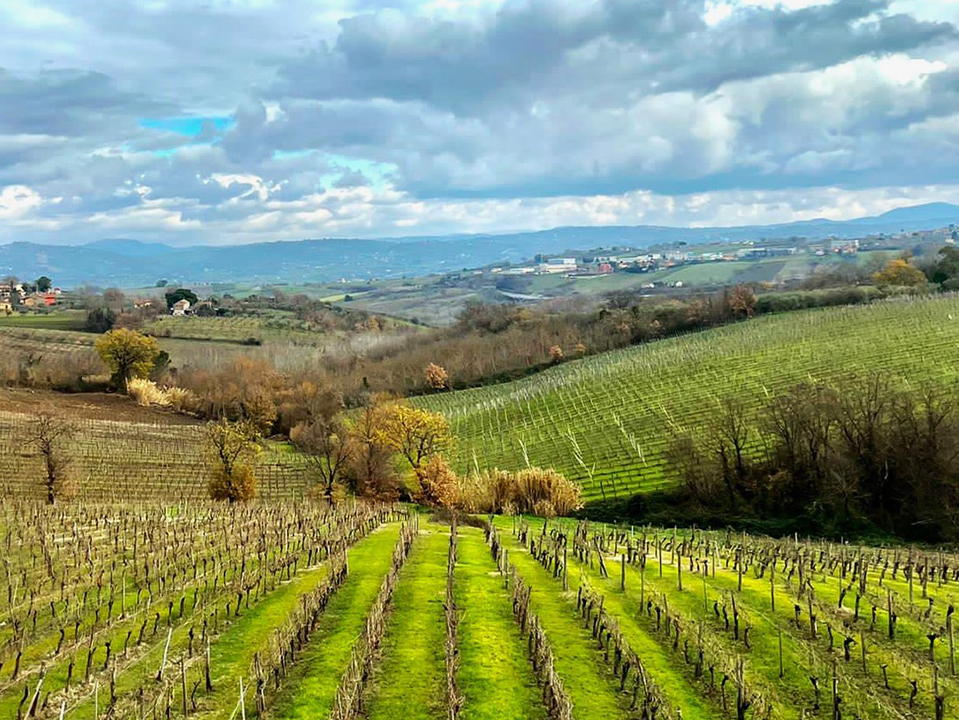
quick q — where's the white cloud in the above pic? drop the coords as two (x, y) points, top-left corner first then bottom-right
(0, 185), (42, 219)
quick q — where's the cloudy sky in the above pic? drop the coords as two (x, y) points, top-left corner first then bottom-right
(1, 0), (959, 245)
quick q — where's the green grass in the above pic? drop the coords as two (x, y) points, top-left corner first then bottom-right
(0, 310), (86, 330)
(454, 527), (546, 720)
(658, 262), (754, 285)
(366, 527), (449, 720)
(197, 557), (334, 718)
(269, 524), (401, 719)
(418, 294), (959, 502)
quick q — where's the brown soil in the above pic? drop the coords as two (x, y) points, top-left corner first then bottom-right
(0, 387), (200, 424)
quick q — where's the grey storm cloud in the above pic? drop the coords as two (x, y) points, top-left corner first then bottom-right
(0, 69), (174, 137)
(1, 0), (959, 244)
(273, 0), (955, 108)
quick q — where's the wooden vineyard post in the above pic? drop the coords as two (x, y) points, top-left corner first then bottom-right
(563, 545), (568, 592)
(180, 658), (188, 717)
(205, 637), (213, 691)
(908, 550), (914, 605)
(948, 605), (956, 676)
(677, 539), (683, 592)
(702, 572), (708, 617)
(770, 562), (775, 612)
(778, 630), (784, 679)
(658, 534), (663, 578)
(887, 589), (895, 640)
(621, 554), (626, 591)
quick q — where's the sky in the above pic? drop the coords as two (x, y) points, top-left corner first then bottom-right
(1, 0), (959, 246)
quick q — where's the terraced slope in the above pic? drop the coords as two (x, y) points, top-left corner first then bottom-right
(418, 295), (959, 502)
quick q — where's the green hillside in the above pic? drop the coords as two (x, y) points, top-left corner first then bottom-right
(418, 294), (959, 503)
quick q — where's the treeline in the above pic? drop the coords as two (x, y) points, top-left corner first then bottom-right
(668, 373), (959, 542)
(80, 288), (402, 336)
(251, 283), (924, 405)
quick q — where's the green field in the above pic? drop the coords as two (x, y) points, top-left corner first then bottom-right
(418, 294), (959, 502)
(0, 309), (86, 330)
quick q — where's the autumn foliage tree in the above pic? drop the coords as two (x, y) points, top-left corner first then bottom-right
(376, 402), (451, 501)
(206, 419), (261, 502)
(417, 455), (460, 508)
(729, 285), (757, 318)
(424, 362), (449, 390)
(344, 394), (401, 499)
(873, 258), (928, 287)
(94, 328), (160, 390)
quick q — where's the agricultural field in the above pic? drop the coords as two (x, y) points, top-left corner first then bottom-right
(0, 389), (312, 501)
(418, 294), (959, 502)
(144, 313), (339, 346)
(3, 502), (958, 720)
(0, 311), (86, 331)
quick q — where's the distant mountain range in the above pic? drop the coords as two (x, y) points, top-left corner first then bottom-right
(1, 202), (957, 288)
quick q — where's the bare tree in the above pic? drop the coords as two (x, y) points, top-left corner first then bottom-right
(291, 417), (353, 503)
(26, 412), (76, 504)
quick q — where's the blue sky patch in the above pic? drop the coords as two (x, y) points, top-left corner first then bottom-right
(139, 116), (234, 136)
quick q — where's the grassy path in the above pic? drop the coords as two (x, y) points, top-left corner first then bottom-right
(495, 528), (638, 719)
(269, 524), (401, 720)
(365, 527), (448, 720)
(455, 527), (546, 720)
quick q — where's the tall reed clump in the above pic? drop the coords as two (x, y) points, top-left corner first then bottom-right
(458, 467), (581, 518)
(127, 378), (197, 410)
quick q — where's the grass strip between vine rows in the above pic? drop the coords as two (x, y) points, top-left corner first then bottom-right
(455, 526), (546, 720)
(269, 524), (401, 720)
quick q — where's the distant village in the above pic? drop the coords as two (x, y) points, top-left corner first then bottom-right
(0, 278), (62, 314)
(482, 238), (863, 283)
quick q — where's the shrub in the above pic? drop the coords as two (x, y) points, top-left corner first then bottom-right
(83, 308), (116, 333)
(205, 419), (261, 502)
(208, 465), (257, 502)
(514, 467), (582, 516)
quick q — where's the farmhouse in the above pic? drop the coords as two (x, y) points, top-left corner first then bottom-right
(22, 293), (57, 308)
(171, 299), (192, 316)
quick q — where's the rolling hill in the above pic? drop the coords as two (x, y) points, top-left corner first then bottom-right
(417, 293), (959, 503)
(1, 202), (956, 287)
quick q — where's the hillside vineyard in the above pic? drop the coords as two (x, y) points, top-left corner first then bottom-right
(419, 294), (959, 501)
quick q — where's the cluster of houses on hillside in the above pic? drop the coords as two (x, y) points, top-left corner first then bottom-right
(482, 238), (865, 280)
(0, 282), (61, 314)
